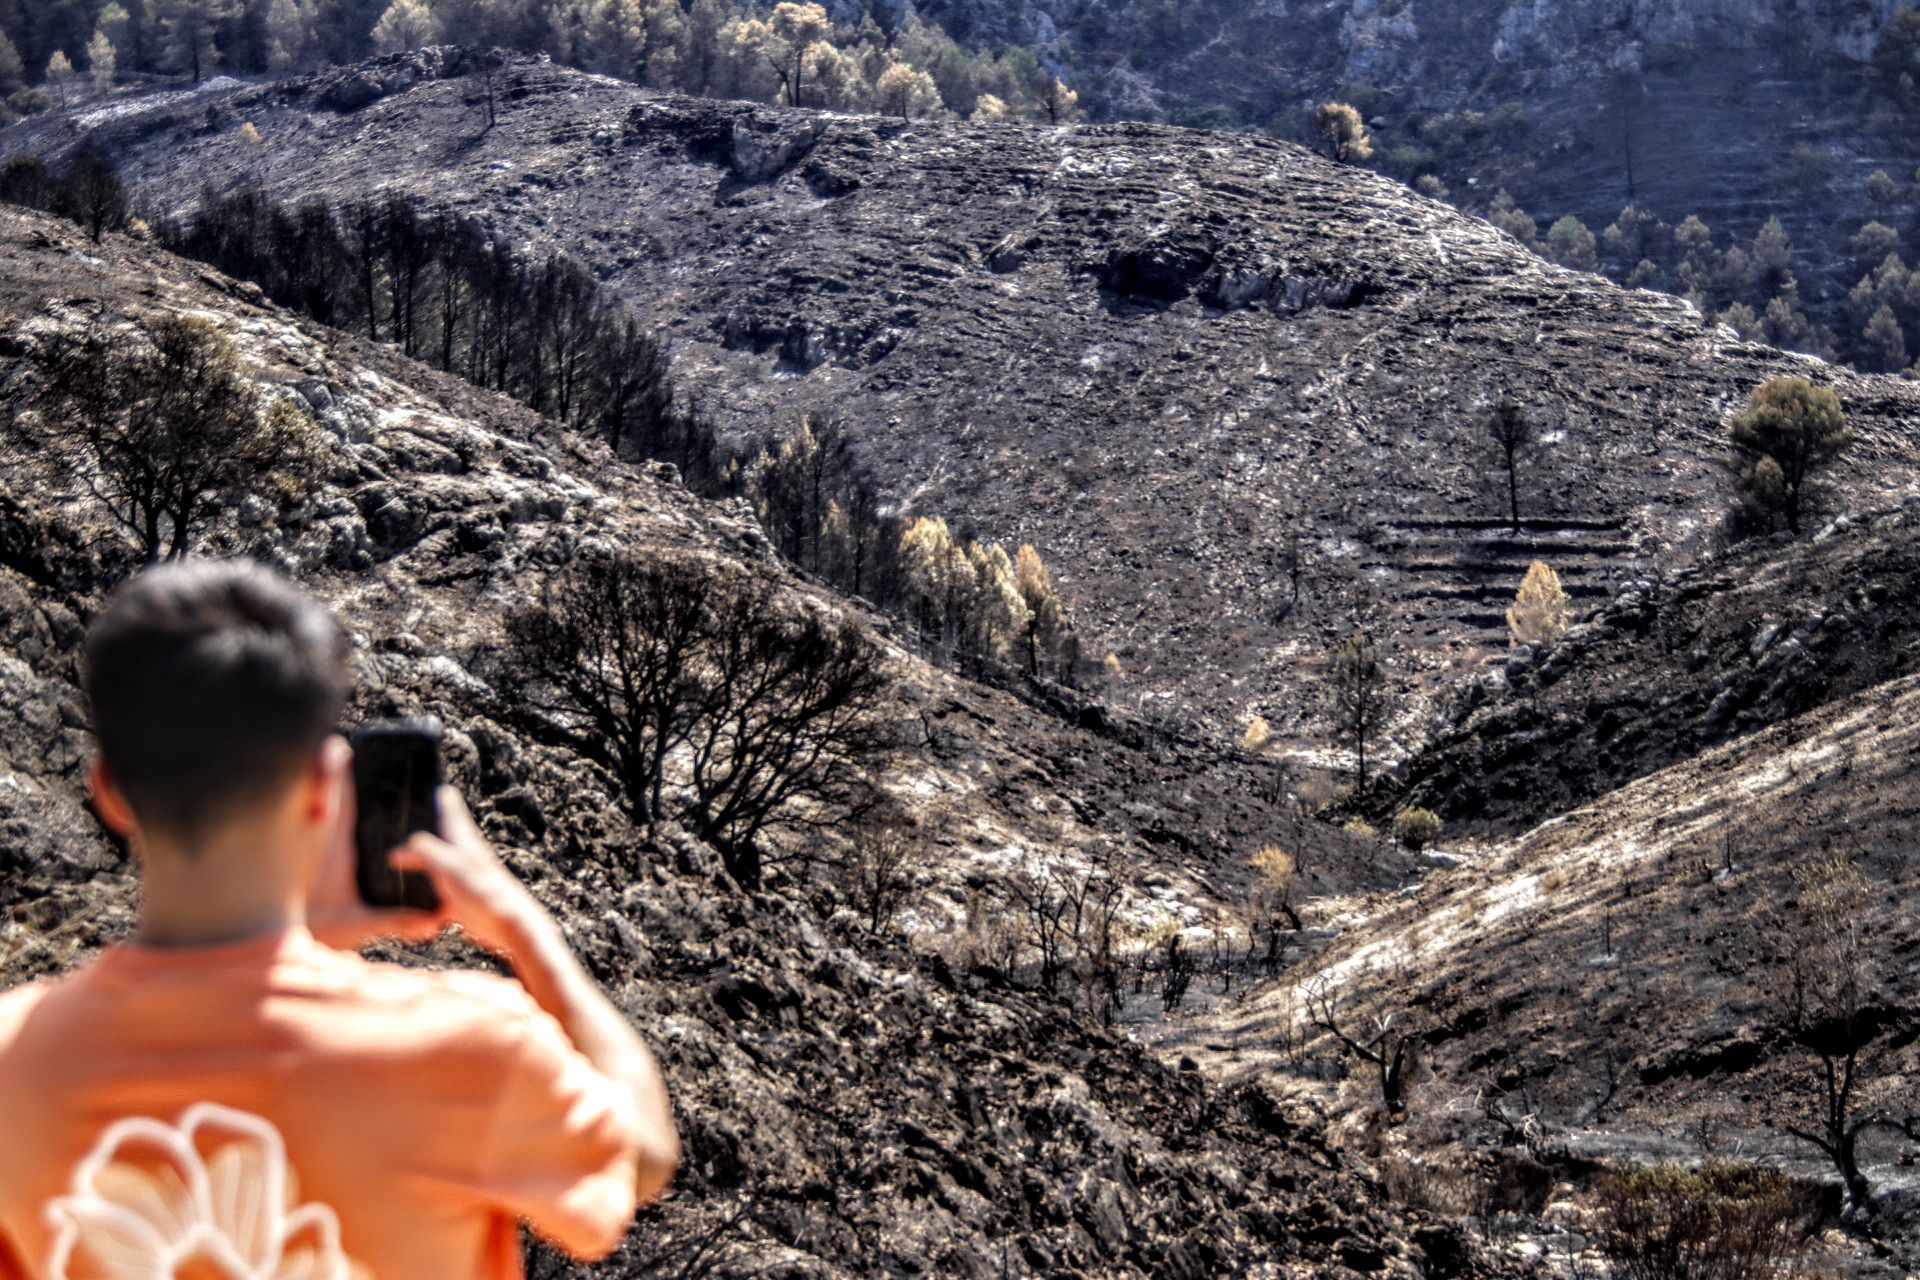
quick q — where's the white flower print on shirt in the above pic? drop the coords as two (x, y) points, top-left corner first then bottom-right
(45, 1103), (358, 1280)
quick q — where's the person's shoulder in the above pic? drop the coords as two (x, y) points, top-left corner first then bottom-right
(0, 978), (52, 1044)
(0, 976), (61, 1086)
(311, 947), (544, 1049)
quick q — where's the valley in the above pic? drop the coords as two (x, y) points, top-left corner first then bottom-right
(3, 34), (1920, 1280)
(0, 203), (1487, 1277)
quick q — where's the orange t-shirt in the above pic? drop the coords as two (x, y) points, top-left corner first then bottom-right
(0, 929), (643, 1280)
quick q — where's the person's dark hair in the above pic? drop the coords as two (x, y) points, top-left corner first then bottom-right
(82, 559), (352, 839)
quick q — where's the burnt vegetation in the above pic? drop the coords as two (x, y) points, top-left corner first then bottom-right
(2, 311), (327, 563)
(502, 552), (893, 890)
(168, 183), (714, 484)
(1591, 1161), (1815, 1280)
(1304, 975), (1427, 1121)
(0, 150), (127, 241)
(1483, 394), (1536, 532)
(1766, 853), (1920, 1218)
(0, 156), (1087, 687)
(167, 181), (1085, 681)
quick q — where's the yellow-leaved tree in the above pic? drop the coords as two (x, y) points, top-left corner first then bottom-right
(900, 516), (974, 648)
(965, 540), (1027, 658)
(1012, 544), (1063, 675)
(46, 50), (74, 105)
(1248, 844), (1300, 971)
(1506, 560), (1569, 647)
(1312, 101), (1371, 163)
(874, 60), (940, 119)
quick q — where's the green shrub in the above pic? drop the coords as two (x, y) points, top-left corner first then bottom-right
(1593, 1161), (1812, 1280)
(1392, 808), (1443, 851)
(1341, 816), (1378, 840)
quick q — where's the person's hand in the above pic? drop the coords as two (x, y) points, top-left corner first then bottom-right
(307, 738), (444, 950)
(389, 788), (557, 961)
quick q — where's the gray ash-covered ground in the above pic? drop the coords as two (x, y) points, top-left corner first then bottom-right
(1171, 498), (1920, 1276)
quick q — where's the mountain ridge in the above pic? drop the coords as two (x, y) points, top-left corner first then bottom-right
(15, 49), (1920, 751)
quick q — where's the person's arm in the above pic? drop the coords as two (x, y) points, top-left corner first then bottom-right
(391, 790), (680, 1205)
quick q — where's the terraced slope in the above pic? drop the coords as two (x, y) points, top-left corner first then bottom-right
(1369, 516), (1636, 649)
(13, 49), (1920, 741)
(1381, 497), (1920, 829)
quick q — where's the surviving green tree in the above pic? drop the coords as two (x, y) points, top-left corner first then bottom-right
(1727, 376), (1852, 536)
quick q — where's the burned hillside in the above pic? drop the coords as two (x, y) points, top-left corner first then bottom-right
(0, 203), (1524, 1278)
(13, 49), (1920, 743)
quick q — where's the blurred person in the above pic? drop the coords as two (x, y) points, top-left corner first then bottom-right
(0, 559), (677, 1279)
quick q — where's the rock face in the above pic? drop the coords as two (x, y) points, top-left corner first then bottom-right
(0, 209), (1517, 1278)
(922, 0), (1918, 365)
(921, 0), (1911, 104)
(14, 53), (1920, 743)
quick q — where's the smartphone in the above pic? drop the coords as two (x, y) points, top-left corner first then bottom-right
(350, 717), (444, 912)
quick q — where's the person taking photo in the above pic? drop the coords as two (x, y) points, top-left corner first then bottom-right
(0, 558), (678, 1279)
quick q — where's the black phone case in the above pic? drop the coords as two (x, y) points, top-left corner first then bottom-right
(350, 717), (444, 912)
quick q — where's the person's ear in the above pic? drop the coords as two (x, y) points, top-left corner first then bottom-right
(89, 756), (138, 840)
(298, 736), (352, 829)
